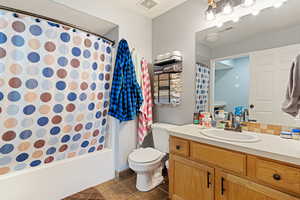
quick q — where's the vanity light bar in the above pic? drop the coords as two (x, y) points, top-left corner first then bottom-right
(207, 0), (289, 28)
(241, 0), (256, 8)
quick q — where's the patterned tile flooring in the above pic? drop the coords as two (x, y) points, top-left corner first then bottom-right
(63, 171), (169, 200)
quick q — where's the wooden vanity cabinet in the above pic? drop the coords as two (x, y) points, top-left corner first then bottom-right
(169, 154), (214, 200)
(215, 169), (299, 200)
(247, 155), (300, 195)
(169, 136), (300, 200)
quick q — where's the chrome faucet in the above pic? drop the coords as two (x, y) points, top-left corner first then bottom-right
(228, 112), (235, 126)
(225, 112), (242, 132)
(242, 109), (249, 122)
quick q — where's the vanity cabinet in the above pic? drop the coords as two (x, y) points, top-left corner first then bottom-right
(247, 155), (300, 195)
(169, 136), (300, 200)
(169, 154), (214, 200)
(215, 169), (299, 200)
(190, 141), (246, 175)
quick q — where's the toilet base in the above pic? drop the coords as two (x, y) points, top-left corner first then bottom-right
(136, 166), (164, 192)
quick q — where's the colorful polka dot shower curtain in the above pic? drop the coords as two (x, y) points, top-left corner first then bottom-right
(0, 9), (113, 175)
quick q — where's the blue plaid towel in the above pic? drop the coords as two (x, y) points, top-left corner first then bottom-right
(108, 39), (143, 122)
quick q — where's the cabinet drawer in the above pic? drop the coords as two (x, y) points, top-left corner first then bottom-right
(170, 137), (190, 157)
(190, 142), (246, 175)
(252, 158), (300, 194)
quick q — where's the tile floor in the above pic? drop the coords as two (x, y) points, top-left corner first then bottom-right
(63, 170), (169, 200)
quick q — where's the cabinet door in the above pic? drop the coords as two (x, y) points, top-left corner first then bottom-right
(215, 169), (300, 200)
(169, 154), (214, 200)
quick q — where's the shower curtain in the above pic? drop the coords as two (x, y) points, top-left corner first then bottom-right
(195, 63), (210, 113)
(0, 9), (113, 175)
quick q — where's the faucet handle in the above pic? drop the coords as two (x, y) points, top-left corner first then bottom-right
(227, 112), (233, 120)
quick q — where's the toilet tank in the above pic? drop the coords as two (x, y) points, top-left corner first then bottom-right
(152, 123), (179, 153)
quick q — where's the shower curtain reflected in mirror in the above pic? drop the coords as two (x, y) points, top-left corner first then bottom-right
(195, 63), (210, 113)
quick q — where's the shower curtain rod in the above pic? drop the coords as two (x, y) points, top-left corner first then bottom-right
(0, 5), (115, 46)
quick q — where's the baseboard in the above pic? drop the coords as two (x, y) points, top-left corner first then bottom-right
(115, 168), (135, 180)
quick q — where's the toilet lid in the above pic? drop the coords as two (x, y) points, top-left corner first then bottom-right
(129, 148), (162, 163)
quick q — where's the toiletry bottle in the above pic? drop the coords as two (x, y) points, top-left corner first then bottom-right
(193, 113), (199, 125)
(211, 119), (217, 128)
(292, 129), (300, 140)
(206, 118), (212, 128)
(235, 116), (241, 128)
(280, 131), (293, 139)
(199, 114), (205, 129)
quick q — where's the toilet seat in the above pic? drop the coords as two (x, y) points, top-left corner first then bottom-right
(129, 148), (162, 164)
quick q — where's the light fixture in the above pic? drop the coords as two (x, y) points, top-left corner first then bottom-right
(222, 0), (234, 15)
(206, 0), (217, 21)
(274, 1), (283, 8)
(241, 0), (256, 7)
(252, 10), (260, 16)
(206, 5), (216, 21)
(204, 0), (286, 22)
(217, 22), (223, 28)
(232, 17), (239, 23)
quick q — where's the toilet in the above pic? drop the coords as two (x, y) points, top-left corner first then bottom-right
(128, 123), (178, 192)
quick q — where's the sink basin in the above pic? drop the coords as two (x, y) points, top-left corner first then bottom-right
(200, 129), (260, 143)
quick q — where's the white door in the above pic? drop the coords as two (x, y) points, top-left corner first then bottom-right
(249, 44), (300, 126)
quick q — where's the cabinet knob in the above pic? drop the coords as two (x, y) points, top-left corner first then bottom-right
(176, 145), (181, 150)
(273, 174), (281, 181)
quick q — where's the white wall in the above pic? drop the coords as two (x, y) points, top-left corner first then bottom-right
(55, 0), (152, 61)
(104, 26), (119, 47)
(0, 149), (114, 200)
(152, 0), (284, 124)
(54, 0), (153, 172)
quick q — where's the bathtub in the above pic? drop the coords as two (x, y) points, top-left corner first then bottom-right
(0, 148), (114, 200)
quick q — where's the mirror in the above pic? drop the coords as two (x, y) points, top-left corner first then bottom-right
(195, 0), (300, 127)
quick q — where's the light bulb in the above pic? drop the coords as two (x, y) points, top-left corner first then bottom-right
(232, 17), (239, 23)
(242, 0), (256, 7)
(206, 5), (216, 21)
(223, 0), (234, 15)
(274, 1), (283, 8)
(217, 22), (223, 28)
(252, 10), (260, 16)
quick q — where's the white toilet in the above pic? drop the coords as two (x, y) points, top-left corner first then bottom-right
(128, 123), (177, 192)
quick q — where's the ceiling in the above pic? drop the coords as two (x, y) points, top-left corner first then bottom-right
(117, 0), (189, 19)
(0, 0), (192, 35)
(0, 0), (117, 35)
(196, 0), (300, 48)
